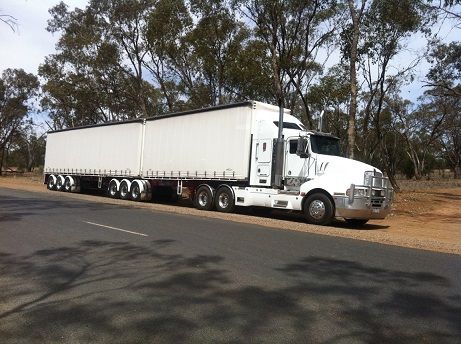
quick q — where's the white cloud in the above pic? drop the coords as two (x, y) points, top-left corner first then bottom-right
(0, 0), (88, 74)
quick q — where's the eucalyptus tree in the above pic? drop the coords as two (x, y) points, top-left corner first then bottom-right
(5, 124), (46, 173)
(344, 0), (430, 185)
(91, 0), (157, 117)
(306, 64), (350, 143)
(187, 0), (251, 106)
(424, 41), (461, 177)
(40, 1), (162, 129)
(0, 69), (39, 174)
(238, 0), (339, 127)
(144, 0), (192, 111)
(341, 0), (367, 159)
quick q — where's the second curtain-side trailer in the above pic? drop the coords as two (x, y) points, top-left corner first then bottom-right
(44, 101), (393, 225)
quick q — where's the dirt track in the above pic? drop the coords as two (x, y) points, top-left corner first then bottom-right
(1, 176), (460, 255)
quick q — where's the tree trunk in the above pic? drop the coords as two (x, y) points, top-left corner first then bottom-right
(346, 0), (364, 159)
(387, 170), (400, 191)
(454, 165), (460, 179)
(0, 146), (4, 176)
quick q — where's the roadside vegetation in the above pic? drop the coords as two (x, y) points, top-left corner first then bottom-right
(0, 0), (460, 190)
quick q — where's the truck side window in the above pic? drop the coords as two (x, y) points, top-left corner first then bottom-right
(289, 140), (298, 154)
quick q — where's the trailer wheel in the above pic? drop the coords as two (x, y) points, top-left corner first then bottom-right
(108, 180), (119, 198)
(119, 180), (131, 200)
(195, 185), (214, 211)
(345, 218), (369, 227)
(131, 181), (141, 201)
(64, 176), (72, 192)
(56, 175), (65, 191)
(47, 175), (56, 190)
(63, 176), (79, 192)
(303, 192), (334, 226)
(215, 187), (235, 213)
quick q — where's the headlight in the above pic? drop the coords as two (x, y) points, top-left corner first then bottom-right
(346, 188), (367, 197)
(372, 189), (384, 197)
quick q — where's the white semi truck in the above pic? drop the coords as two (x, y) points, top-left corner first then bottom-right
(44, 101), (393, 225)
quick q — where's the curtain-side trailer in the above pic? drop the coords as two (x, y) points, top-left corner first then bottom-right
(44, 101), (393, 225)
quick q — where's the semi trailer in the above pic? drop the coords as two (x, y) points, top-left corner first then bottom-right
(44, 101), (393, 225)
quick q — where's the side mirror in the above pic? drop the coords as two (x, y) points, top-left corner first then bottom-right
(296, 137), (310, 158)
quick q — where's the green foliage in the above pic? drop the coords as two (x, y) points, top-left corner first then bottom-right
(0, 69), (39, 174)
(0, 69), (39, 148)
(5, 126), (46, 172)
(29, 0), (460, 180)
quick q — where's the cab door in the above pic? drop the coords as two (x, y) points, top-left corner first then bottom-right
(254, 139), (272, 186)
(284, 138), (309, 189)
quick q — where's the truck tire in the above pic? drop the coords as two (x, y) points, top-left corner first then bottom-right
(64, 176), (72, 192)
(108, 180), (119, 198)
(345, 218), (369, 227)
(131, 181), (142, 201)
(303, 192), (334, 226)
(195, 185), (214, 211)
(119, 180), (131, 200)
(215, 186), (235, 213)
(47, 175), (56, 190)
(56, 175), (65, 191)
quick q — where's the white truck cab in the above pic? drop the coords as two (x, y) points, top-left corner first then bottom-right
(234, 102), (393, 225)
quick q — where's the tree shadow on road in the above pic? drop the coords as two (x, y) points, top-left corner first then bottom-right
(0, 194), (128, 224)
(0, 240), (459, 343)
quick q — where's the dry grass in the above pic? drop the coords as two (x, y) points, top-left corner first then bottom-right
(397, 178), (461, 191)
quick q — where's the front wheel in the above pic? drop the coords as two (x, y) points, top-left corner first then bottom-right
(303, 193), (334, 226)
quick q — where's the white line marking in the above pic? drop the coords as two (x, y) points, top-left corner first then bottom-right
(83, 221), (148, 237)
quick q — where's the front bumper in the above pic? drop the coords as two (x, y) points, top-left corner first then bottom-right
(334, 196), (391, 219)
(334, 174), (393, 220)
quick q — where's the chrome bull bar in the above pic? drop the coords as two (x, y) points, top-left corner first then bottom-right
(348, 173), (393, 205)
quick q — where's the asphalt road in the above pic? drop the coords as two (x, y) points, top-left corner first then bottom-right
(0, 187), (460, 343)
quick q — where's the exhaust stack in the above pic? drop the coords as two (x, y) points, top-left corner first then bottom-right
(272, 104), (284, 189)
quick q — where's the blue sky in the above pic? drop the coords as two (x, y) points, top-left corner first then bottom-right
(0, 0), (87, 74)
(0, 0), (88, 131)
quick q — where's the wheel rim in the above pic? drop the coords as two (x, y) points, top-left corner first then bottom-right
(48, 179), (54, 188)
(309, 200), (326, 220)
(65, 180), (71, 191)
(120, 184), (128, 198)
(218, 193), (229, 209)
(132, 185), (140, 199)
(57, 178), (63, 189)
(109, 183), (117, 197)
(198, 191), (208, 207)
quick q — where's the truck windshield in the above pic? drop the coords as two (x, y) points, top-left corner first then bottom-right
(310, 135), (340, 156)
